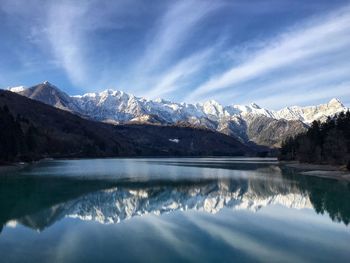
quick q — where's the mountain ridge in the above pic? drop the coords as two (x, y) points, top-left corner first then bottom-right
(7, 82), (348, 147)
(8, 81), (346, 123)
(0, 89), (253, 162)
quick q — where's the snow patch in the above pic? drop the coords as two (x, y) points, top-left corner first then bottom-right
(6, 220), (18, 228)
(7, 86), (26, 92)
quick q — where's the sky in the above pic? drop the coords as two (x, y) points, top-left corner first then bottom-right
(0, 0), (350, 109)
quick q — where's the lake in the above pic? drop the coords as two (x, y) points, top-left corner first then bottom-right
(0, 158), (349, 262)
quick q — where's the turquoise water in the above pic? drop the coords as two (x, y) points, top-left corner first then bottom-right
(0, 158), (349, 262)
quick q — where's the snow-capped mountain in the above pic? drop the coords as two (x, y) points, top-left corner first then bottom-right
(11, 81), (82, 113)
(7, 82), (348, 147)
(272, 98), (347, 123)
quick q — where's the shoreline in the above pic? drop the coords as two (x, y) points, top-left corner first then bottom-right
(280, 161), (350, 181)
(2, 158), (350, 182)
(0, 162), (29, 173)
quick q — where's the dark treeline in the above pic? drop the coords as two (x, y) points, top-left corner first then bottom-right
(0, 105), (39, 162)
(0, 105), (116, 163)
(279, 111), (350, 169)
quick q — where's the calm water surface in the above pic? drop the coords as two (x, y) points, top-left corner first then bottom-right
(0, 158), (349, 262)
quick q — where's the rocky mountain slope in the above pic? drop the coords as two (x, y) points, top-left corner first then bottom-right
(0, 89), (252, 161)
(8, 82), (348, 147)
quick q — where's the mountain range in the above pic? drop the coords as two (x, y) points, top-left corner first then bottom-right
(8, 82), (348, 147)
(0, 89), (252, 161)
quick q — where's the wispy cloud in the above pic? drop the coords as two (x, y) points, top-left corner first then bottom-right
(138, 0), (222, 72)
(146, 47), (215, 99)
(45, 2), (90, 86)
(254, 82), (350, 109)
(186, 6), (350, 101)
(1, 0), (350, 108)
(43, 0), (223, 92)
(214, 59), (350, 108)
(124, 0), (225, 99)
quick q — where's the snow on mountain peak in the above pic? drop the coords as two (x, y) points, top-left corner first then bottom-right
(42, 81), (59, 88)
(250, 102), (261, 109)
(328, 98), (343, 107)
(154, 98), (164, 103)
(274, 98), (347, 124)
(7, 86), (27, 92)
(6, 82), (349, 130)
(101, 89), (117, 96)
(202, 100), (224, 117)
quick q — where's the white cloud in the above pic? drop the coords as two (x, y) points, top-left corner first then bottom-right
(43, 0), (223, 92)
(122, 0), (225, 98)
(138, 0), (221, 72)
(254, 82), (350, 109)
(213, 60), (350, 107)
(187, 6), (350, 101)
(146, 47), (215, 99)
(45, 2), (90, 86)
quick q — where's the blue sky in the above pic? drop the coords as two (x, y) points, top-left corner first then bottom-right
(0, 0), (350, 109)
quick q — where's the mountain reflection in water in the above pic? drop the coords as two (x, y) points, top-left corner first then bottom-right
(1, 158), (349, 233)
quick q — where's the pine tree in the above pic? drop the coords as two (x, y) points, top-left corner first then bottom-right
(279, 110), (350, 169)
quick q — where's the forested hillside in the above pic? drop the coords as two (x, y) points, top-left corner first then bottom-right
(0, 90), (253, 163)
(279, 111), (350, 168)
(0, 103), (122, 162)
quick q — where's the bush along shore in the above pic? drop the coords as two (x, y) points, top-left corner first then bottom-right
(279, 110), (350, 170)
